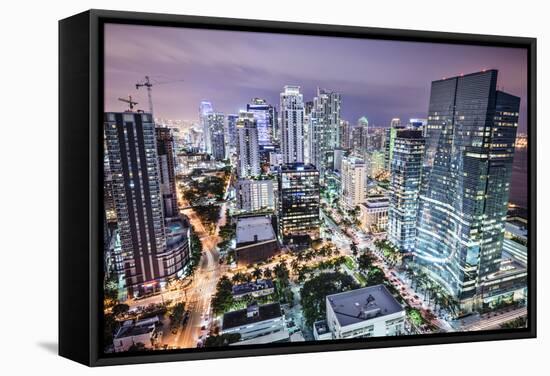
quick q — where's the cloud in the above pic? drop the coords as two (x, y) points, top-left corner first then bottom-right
(104, 23), (527, 130)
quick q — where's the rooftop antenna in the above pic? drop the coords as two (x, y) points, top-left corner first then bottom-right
(118, 95), (138, 111)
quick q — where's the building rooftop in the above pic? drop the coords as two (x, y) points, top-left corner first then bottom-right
(222, 302), (282, 331)
(279, 163), (318, 173)
(166, 218), (190, 247)
(313, 320), (330, 336)
(232, 279), (274, 296)
(395, 129), (424, 139)
(236, 216), (276, 245)
(327, 285), (404, 327)
(343, 156), (365, 165)
(363, 195), (389, 209)
(114, 324), (155, 340)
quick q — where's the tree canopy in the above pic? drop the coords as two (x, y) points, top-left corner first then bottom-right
(211, 276), (234, 315)
(300, 272), (359, 326)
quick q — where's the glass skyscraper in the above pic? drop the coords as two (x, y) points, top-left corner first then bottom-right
(278, 163), (320, 244)
(208, 112), (226, 161)
(247, 98), (277, 146)
(414, 70), (520, 309)
(387, 130), (425, 252)
(199, 101), (214, 154)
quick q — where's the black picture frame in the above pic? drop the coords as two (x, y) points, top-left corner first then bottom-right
(59, 9), (537, 367)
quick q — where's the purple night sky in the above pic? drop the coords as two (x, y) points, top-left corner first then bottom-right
(104, 23), (528, 131)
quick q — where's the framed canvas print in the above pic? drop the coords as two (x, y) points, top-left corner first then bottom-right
(59, 9), (536, 366)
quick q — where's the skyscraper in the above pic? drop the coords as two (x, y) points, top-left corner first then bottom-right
(236, 178), (275, 212)
(341, 156), (367, 209)
(104, 112), (189, 297)
(365, 150), (385, 178)
(208, 112), (226, 160)
(247, 98), (277, 146)
(390, 118), (401, 128)
(340, 120), (353, 149)
(226, 114), (238, 143)
(199, 101), (214, 154)
(384, 121), (405, 172)
(280, 85), (305, 164)
(156, 127), (179, 218)
(236, 111), (260, 178)
(414, 70), (519, 310)
(226, 114), (239, 155)
(387, 130), (425, 252)
(308, 88), (342, 178)
(351, 118), (369, 158)
(278, 163), (320, 244)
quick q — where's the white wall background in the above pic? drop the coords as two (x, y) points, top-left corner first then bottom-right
(0, 0), (546, 374)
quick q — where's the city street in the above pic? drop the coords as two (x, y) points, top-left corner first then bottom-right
(171, 201), (228, 348)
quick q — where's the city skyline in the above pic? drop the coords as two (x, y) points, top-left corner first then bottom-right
(104, 23), (528, 131)
(102, 24), (529, 354)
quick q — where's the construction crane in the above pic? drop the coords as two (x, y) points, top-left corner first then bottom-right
(118, 95), (138, 111)
(136, 76), (184, 115)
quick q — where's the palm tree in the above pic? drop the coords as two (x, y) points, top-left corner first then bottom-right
(263, 267), (273, 279)
(252, 267), (263, 281)
(425, 281), (435, 306)
(404, 267), (415, 287)
(290, 259), (300, 274)
(231, 272), (244, 284)
(274, 262), (290, 288)
(433, 286), (445, 314)
(447, 296), (460, 318)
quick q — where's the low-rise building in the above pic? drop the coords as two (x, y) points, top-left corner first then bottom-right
(221, 302), (289, 344)
(112, 318), (162, 352)
(232, 279), (275, 300)
(177, 151), (217, 174)
(360, 195), (389, 234)
(235, 215), (279, 266)
(324, 285), (405, 339)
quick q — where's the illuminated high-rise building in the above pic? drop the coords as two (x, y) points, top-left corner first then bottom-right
(308, 88), (342, 178)
(237, 178), (275, 212)
(236, 111), (260, 178)
(199, 101), (214, 154)
(280, 85), (305, 164)
(247, 98), (277, 146)
(351, 118), (369, 158)
(226, 114), (239, 154)
(414, 70), (519, 310)
(104, 112), (189, 297)
(278, 163), (320, 244)
(208, 112), (226, 160)
(156, 127), (179, 218)
(341, 156), (366, 209)
(387, 130), (425, 252)
(384, 120), (405, 172)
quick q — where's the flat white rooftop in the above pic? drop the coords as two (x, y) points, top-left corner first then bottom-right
(327, 284), (404, 327)
(236, 215), (276, 245)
